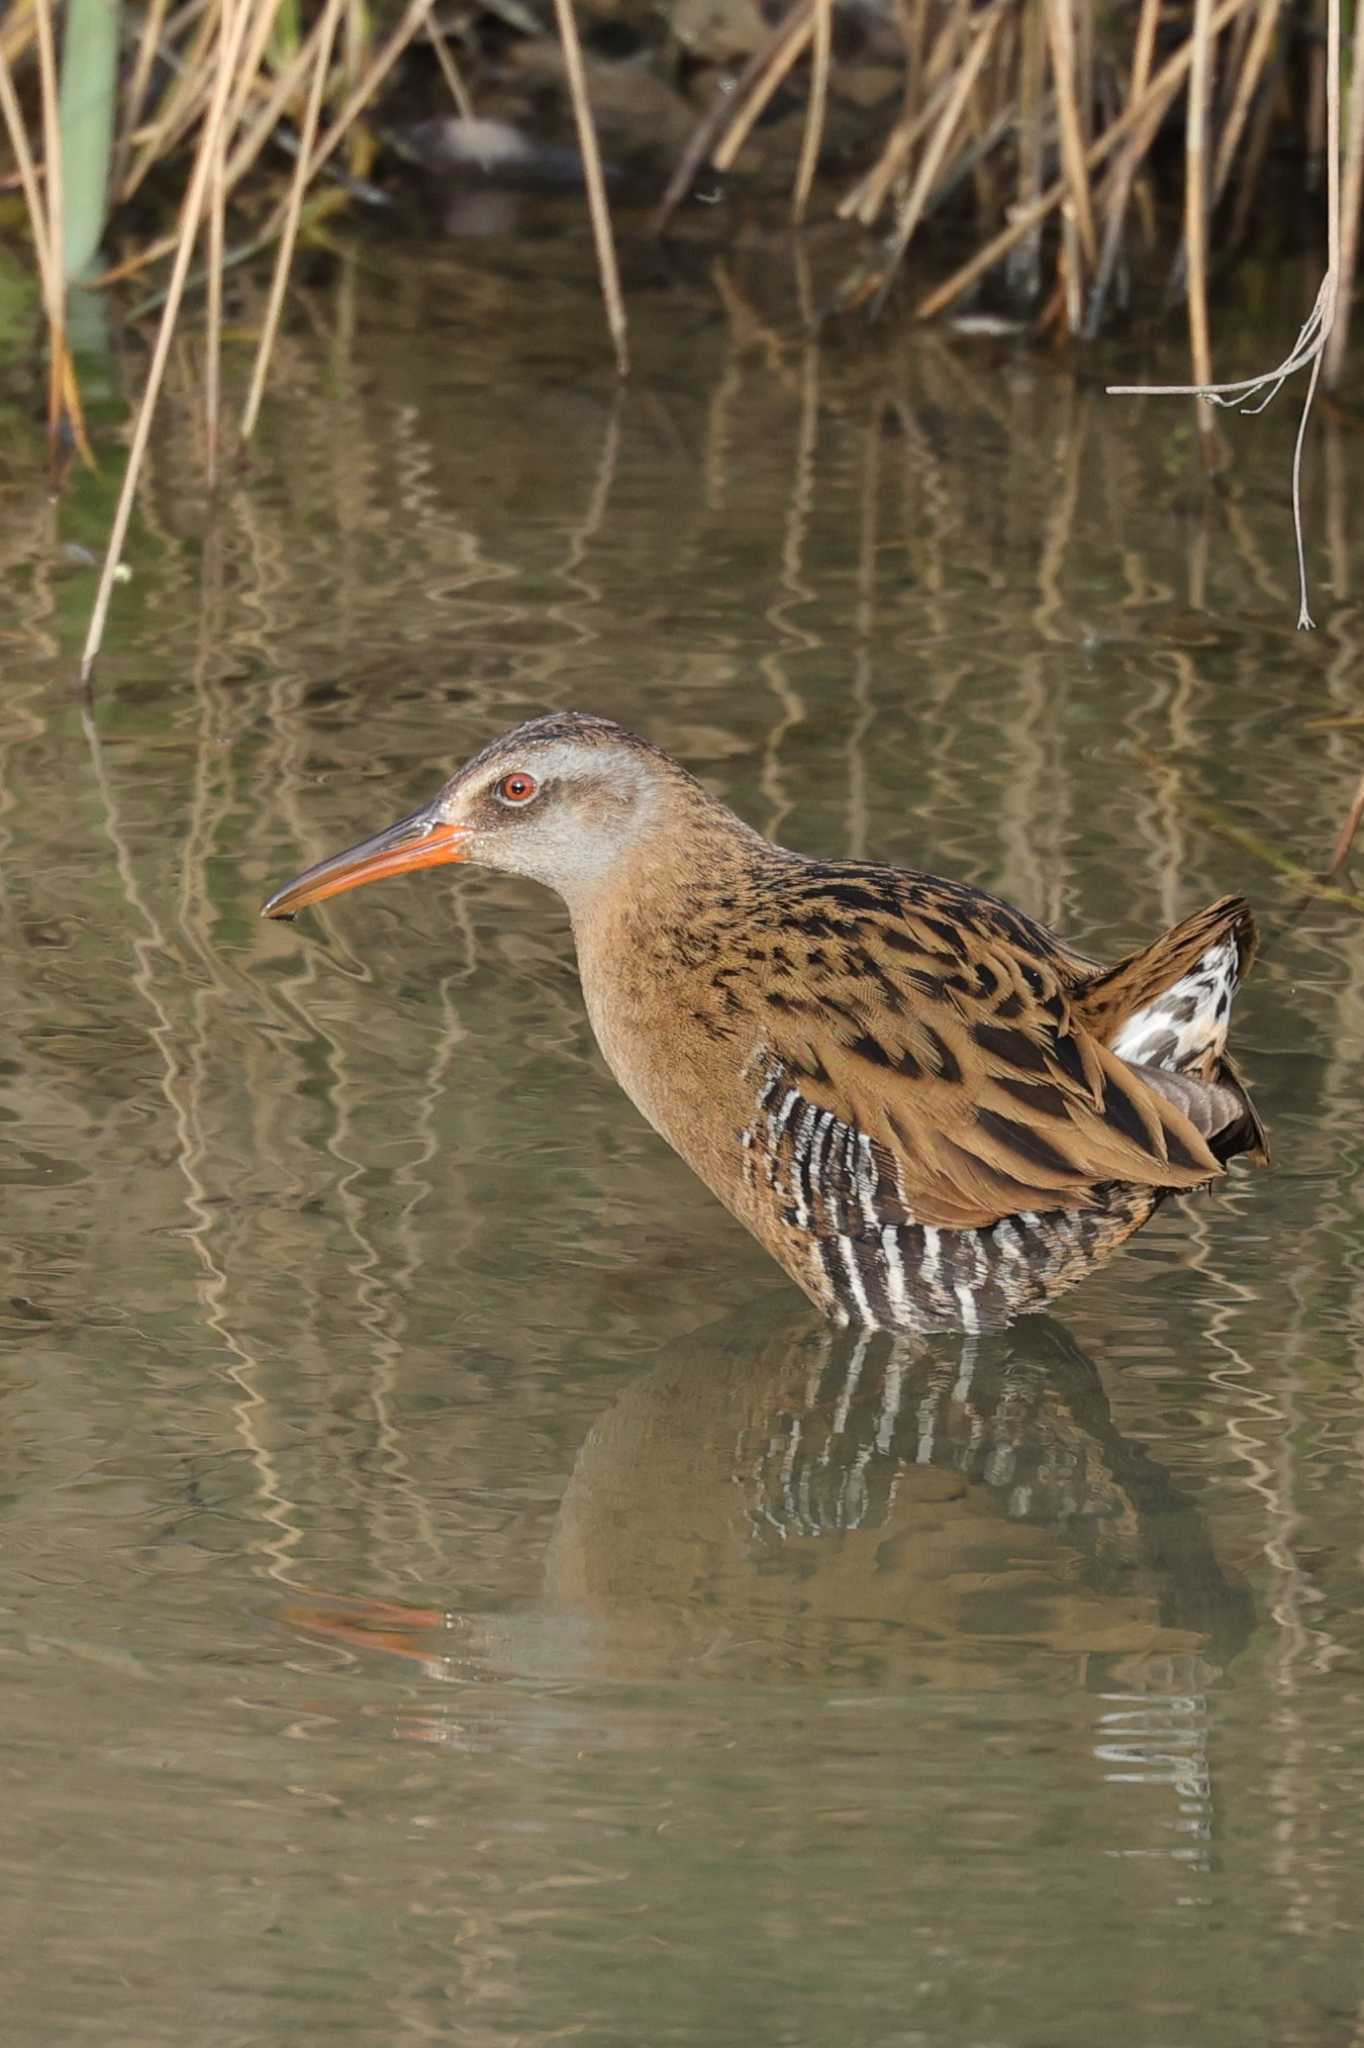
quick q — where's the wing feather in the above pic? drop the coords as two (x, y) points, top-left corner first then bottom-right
(761, 919), (1222, 1234)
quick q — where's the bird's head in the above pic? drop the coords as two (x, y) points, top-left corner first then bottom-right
(261, 711), (686, 921)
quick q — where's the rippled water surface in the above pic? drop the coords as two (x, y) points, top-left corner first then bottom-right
(4, 223), (1364, 2045)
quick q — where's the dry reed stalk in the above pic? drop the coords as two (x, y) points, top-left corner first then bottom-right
(552, 0), (628, 376)
(915, 0), (1252, 321)
(231, 0), (290, 131)
(952, 0), (995, 220)
(1211, 0), (1283, 202)
(975, 12), (1013, 219)
(80, 0), (257, 683)
(1226, 58), (1279, 249)
(427, 14), (475, 122)
(1007, 0), (1047, 299)
(712, 13), (817, 170)
(0, 44), (92, 471)
(1185, 0), (1216, 446)
(1083, 0), (1163, 333)
(225, 4), (344, 189)
(0, 42), (54, 291)
(286, 0), (437, 197)
(918, 96), (1019, 224)
(1085, 97), (1165, 333)
(839, 21), (960, 225)
(871, 5), (1006, 312)
(652, 0), (814, 232)
(163, 0), (217, 44)
(897, 0), (929, 155)
(113, 0), (173, 194)
(1042, 0), (1096, 270)
(120, 4), (220, 201)
(1324, 0), (1364, 384)
(242, 0), (346, 438)
(33, 0), (64, 457)
(1306, 0), (1328, 175)
(791, 0), (832, 223)
(1109, 0), (1341, 626)
(205, 131), (225, 481)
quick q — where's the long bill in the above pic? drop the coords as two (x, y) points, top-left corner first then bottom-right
(261, 804), (470, 919)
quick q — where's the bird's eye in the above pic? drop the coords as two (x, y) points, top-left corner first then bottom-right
(497, 772), (539, 805)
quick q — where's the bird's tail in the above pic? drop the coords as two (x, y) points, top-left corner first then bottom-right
(1078, 895), (1268, 1167)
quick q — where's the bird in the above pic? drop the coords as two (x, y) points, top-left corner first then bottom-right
(262, 711), (1267, 1334)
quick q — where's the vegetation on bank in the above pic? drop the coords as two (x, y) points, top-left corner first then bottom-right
(0, 0), (1354, 667)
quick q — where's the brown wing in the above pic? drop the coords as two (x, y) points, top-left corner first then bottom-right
(758, 907), (1223, 1234)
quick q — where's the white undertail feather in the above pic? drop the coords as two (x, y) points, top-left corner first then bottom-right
(1108, 938), (1239, 1074)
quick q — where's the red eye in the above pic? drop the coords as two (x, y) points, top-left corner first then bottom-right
(498, 772), (539, 805)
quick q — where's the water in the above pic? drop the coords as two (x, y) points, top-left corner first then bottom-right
(3, 220), (1364, 2045)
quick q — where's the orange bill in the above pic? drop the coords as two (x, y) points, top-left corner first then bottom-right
(261, 805), (469, 919)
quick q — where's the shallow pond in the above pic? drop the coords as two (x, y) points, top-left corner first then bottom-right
(3, 216), (1364, 2045)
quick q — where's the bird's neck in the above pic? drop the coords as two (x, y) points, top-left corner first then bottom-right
(565, 788), (778, 1150)
(564, 782), (773, 940)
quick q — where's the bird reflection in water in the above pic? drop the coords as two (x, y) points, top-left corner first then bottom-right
(283, 1308), (1250, 1710)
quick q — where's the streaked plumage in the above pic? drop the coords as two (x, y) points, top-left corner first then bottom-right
(263, 712), (1267, 1332)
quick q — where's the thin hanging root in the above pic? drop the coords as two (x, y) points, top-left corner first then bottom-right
(1108, 0), (1341, 629)
(552, 0), (628, 378)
